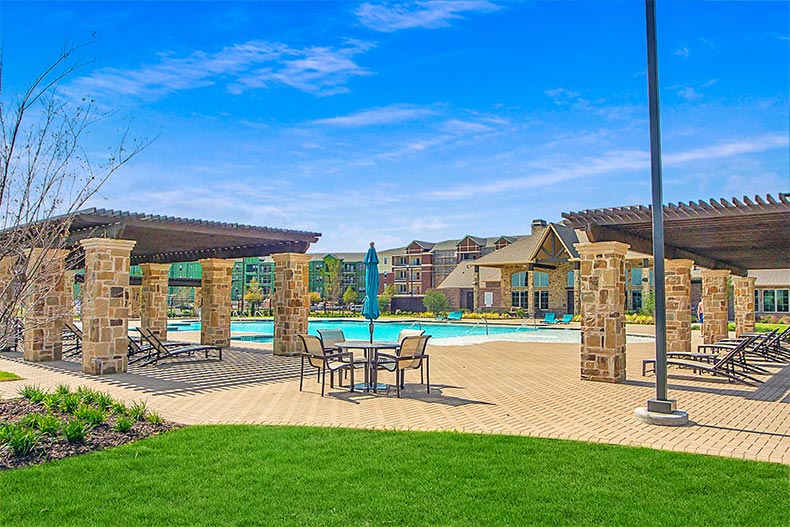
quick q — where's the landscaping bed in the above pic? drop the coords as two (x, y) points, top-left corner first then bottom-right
(1, 385), (178, 470)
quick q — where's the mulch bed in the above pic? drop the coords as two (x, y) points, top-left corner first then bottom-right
(1, 398), (181, 470)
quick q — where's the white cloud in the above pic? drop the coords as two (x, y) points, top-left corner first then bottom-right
(677, 87), (703, 101)
(544, 88), (580, 103)
(312, 104), (436, 126)
(69, 39), (372, 100)
(356, 1), (500, 32)
(674, 46), (690, 58)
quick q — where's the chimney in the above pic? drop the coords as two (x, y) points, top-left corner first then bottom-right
(531, 219), (548, 236)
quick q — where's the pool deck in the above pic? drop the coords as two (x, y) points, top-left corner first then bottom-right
(1, 323), (788, 465)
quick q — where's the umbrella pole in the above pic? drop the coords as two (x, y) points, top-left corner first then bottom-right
(369, 319), (374, 343)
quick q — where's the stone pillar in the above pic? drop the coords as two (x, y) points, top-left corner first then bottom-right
(472, 266), (479, 312)
(0, 257), (16, 350)
(273, 253), (311, 356)
(732, 276), (756, 337)
(701, 269), (730, 344)
(575, 241), (629, 383)
(642, 264), (652, 303)
(500, 266), (515, 311)
(573, 268), (581, 315)
(193, 286), (202, 312)
(665, 259), (693, 354)
(527, 270), (535, 317)
(128, 285), (142, 320)
(22, 249), (71, 362)
(61, 270), (77, 325)
(80, 238), (136, 374)
(140, 263), (170, 340)
(198, 259), (234, 348)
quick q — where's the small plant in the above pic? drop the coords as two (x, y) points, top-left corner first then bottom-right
(111, 401), (128, 416)
(62, 419), (89, 444)
(128, 401), (148, 422)
(113, 416), (134, 433)
(146, 411), (163, 425)
(94, 392), (115, 411)
(0, 423), (39, 456)
(75, 404), (106, 426)
(55, 383), (72, 396)
(37, 415), (62, 437)
(76, 386), (100, 405)
(59, 393), (81, 414)
(18, 384), (47, 404)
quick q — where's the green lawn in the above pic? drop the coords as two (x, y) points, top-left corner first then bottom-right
(1, 425), (788, 526)
(0, 371), (22, 382)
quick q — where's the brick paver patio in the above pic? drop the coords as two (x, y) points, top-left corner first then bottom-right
(1, 326), (788, 464)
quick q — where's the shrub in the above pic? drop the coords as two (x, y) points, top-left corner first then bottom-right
(54, 383), (72, 396)
(111, 401), (128, 416)
(62, 419), (89, 443)
(128, 400), (148, 422)
(76, 386), (100, 405)
(113, 416), (134, 433)
(422, 289), (450, 316)
(94, 392), (115, 411)
(146, 411), (164, 425)
(0, 423), (39, 456)
(75, 404), (106, 426)
(18, 384), (46, 404)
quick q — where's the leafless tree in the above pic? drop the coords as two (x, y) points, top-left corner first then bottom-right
(0, 41), (152, 347)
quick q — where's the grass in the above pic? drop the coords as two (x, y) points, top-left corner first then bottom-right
(1, 426), (788, 526)
(0, 371), (22, 382)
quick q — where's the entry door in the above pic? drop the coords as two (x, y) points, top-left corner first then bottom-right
(465, 291), (474, 309)
(566, 290), (574, 314)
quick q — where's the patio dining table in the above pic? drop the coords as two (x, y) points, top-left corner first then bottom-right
(336, 340), (399, 392)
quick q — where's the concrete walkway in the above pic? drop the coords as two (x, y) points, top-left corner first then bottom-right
(1, 328), (788, 465)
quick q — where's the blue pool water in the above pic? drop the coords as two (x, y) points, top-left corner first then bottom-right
(167, 319), (654, 345)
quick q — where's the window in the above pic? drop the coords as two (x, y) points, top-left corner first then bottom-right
(383, 257), (388, 265)
(396, 284), (407, 294)
(533, 272), (548, 287)
(755, 290), (760, 312)
(461, 253), (477, 261)
(763, 290), (776, 312)
(410, 272), (421, 281)
(567, 271), (575, 288)
(511, 291), (529, 308)
(534, 290), (549, 310)
(411, 257), (421, 266)
(776, 290), (789, 312)
(630, 268), (642, 287)
(511, 272), (527, 287)
(631, 290), (642, 312)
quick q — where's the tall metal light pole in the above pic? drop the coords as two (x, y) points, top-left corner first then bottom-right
(638, 0), (688, 424)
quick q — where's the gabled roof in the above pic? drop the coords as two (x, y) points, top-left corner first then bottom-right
(474, 231), (543, 268)
(409, 240), (435, 251)
(749, 269), (790, 287)
(528, 223), (581, 262)
(458, 235), (488, 247)
(437, 262), (501, 289)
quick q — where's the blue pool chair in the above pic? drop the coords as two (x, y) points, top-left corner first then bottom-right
(541, 313), (556, 324)
(447, 311), (463, 321)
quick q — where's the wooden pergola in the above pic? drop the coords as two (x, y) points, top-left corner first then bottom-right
(562, 194), (790, 276)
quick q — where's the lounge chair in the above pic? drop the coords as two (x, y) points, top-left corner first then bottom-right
(297, 334), (355, 397)
(136, 327), (222, 366)
(642, 335), (763, 386)
(63, 321), (83, 357)
(374, 335), (431, 398)
(541, 313), (556, 324)
(558, 314), (573, 324)
(446, 311), (462, 321)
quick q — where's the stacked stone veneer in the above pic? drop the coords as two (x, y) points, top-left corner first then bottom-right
(575, 242), (629, 383)
(198, 259), (234, 348)
(732, 276), (756, 337)
(80, 238), (136, 374)
(665, 259), (693, 353)
(547, 261), (573, 314)
(128, 285), (142, 319)
(23, 249), (70, 362)
(701, 269), (730, 344)
(0, 257), (16, 349)
(140, 263), (170, 340)
(273, 253), (311, 356)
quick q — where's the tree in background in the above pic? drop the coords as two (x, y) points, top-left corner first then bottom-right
(342, 286), (357, 305)
(423, 289), (450, 317)
(308, 291), (321, 305)
(641, 290), (655, 318)
(320, 255), (341, 305)
(378, 284), (394, 313)
(0, 41), (151, 347)
(244, 278), (265, 316)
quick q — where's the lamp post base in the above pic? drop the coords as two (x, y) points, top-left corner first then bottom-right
(634, 406), (689, 426)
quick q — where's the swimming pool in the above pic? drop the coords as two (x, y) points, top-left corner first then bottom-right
(168, 319), (655, 346)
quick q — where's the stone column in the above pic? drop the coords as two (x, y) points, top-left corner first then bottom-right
(732, 276), (756, 337)
(273, 253), (311, 356)
(193, 286), (202, 313)
(22, 249), (71, 362)
(573, 268), (581, 316)
(665, 259), (693, 354)
(0, 257), (16, 350)
(198, 259), (234, 348)
(80, 238), (136, 374)
(140, 263), (170, 340)
(575, 241), (629, 383)
(128, 285), (142, 320)
(472, 265), (479, 312)
(527, 270), (535, 317)
(500, 266), (515, 311)
(701, 269), (730, 344)
(61, 270), (77, 325)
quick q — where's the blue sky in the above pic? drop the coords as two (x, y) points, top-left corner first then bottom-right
(2, 1), (788, 252)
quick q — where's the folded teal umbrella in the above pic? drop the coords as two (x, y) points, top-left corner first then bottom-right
(361, 242), (380, 343)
